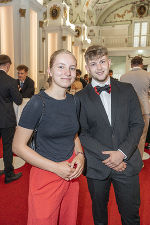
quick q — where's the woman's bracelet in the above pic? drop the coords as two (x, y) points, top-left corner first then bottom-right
(76, 151), (84, 156)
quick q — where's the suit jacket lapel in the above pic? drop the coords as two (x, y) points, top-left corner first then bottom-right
(87, 84), (111, 127)
(111, 78), (119, 128)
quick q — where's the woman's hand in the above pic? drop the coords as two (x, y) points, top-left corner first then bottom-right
(69, 153), (85, 180)
(54, 161), (75, 181)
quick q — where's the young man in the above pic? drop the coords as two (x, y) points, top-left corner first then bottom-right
(17, 64), (35, 98)
(0, 55), (22, 183)
(76, 45), (144, 225)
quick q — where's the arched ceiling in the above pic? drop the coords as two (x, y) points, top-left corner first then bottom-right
(96, 0), (150, 25)
(65, 0), (119, 26)
(44, 0), (150, 26)
(66, 0), (150, 26)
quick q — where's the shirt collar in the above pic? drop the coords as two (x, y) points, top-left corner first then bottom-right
(91, 77), (110, 88)
(20, 80), (25, 84)
(0, 68), (7, 73)
(131, 67), (142, 71)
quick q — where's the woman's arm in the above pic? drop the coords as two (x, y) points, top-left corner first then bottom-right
(69, 134), (85, 180)
(13, 126), (75, 180)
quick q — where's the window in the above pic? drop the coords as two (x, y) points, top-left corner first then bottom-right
(133, 22), (148, 47)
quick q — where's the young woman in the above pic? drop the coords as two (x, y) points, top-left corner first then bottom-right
(13, 49), (84, 225)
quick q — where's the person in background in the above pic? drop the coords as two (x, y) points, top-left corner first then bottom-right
(109, 69), (113, 77)
(17, 65), (35, 98)
(70, 69), (83, 94)
(83, 74), (89, 87)
(79, 71), (88, 88)
(88, 76), (92, 83)
(40, 76), (52, 91)
(13, 49), (84, 225)
(120, 56), (150, 160)
(0, 54), (22, 183)
(76, 45), (144, 225)
(46, 76), (52, 88)
(77, 69), (88, 88)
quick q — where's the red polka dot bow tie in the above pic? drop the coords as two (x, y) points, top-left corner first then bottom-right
(94, 85), (111, 95)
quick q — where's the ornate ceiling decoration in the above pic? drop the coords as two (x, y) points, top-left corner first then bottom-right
(43, 0), (150, 26)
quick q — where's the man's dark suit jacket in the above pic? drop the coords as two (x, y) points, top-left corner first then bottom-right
(17, 76), (35, 98)
(76, 77), (144, 180)
(0, 70), (22, 128)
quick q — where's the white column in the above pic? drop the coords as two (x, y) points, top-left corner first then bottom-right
(42, 37), (45, 73)
(39, 21), (44, 73)
(57, 30), (63, 50)
(19, 8), (28, 65)
(0, 6), (14, 77)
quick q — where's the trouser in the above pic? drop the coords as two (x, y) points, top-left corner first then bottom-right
(0, 127), (15, 175)
(138, 114), (149, 158)
(27, 154), (79, 225)
(87, 173), (140, 225)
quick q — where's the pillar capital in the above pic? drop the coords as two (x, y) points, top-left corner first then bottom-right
(19, 8), (26, 18)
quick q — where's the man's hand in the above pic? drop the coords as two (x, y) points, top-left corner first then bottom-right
(112, 162), (127, 172)
(69, 153), (85, 180)
(18, 85), (21, 91)
(102, 151), (125, 168)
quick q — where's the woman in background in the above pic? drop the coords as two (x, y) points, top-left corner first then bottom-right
(70, 69), (83, 94)
(13, 49), (84, 225)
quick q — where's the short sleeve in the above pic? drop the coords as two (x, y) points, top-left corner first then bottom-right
(18, 95), (43, 130)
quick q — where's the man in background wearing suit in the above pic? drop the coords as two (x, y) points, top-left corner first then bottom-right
(76, 45), (144, 225)
(120, 56), (150, 160)
(0, 55), (22, 183)
(17, 64), (35, 98)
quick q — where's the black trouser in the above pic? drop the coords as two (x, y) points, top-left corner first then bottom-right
(0, 127), (15, 176)
(87, 173), (140, 225)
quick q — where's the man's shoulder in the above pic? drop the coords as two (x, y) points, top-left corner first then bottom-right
(0, 70), (17, 83)
(141, 69), (150, 77)
(112, 76), (129, 85)
(120, 71), (132, 80)
(121, 69), (150, 82)
(26, 76), (34, 83)
(113, 77), (134, 91)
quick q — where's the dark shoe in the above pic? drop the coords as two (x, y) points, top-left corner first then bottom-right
(0, 170), (4, 176)
(5, 172), (22, 184)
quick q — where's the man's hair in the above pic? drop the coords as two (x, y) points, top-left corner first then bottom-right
(17, 64), (29, 72)
(109, 69), (113, 74)
(0, 54), (12, 66)
(76, 69), (82, 75)
(84, 74), (88, 79)
(131, 56), (143, 66)
(85, 45), (108, 63)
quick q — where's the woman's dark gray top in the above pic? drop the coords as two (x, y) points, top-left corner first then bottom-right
(19, 91), (79, 162)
